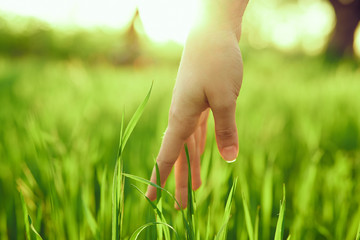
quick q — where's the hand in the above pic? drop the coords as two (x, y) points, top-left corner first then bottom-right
(146, 0), (248, 209)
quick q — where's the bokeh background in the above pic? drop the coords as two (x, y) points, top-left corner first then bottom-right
(0, 0), (360, 239)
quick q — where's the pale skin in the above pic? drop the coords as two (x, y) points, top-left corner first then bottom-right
(146, 0), (249, 209)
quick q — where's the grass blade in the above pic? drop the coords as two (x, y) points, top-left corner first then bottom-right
(215, 218), (230, 240)
(205, 207), (210, 240)
(185, 144), (195, 240)
(83, 200), (100, 240)
(132, 184), (164, 220)
(275, 184), (286, 240)
(155, 162), (162, 204)
(112, 83), (152, 240)
(121, 82), (153, 154)
(155, 162), (166, 240)
(216, 178), (238, 240)
(356, 221), (360, 240)
(130, 222), (179, 240)
(98, 167), (107, 239)
(242, 192), (254, 240)
(29, 221), (43, 240)
(131, 184), (170, 239)
(118, 164), (125, 237)
(112, 158), (125, 240)
(112, 113), (125, 240)
(205, 207), (211, 240)
(254, 206), (260, 240)
(261, 164), (273, 240)
(20, 191), (43, 240)
(122, 173), (177, 206)
(20, 191), (31, 240)
(111, 161), (118, 240)
(117, 112), (125, 158)
(123, 173), (191, 235)
(111, 159), (121, 240)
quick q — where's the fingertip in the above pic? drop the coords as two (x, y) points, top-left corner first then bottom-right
(192, 179), (202, 191)
(146, 186), (156, 201)
(175, 185), (188, 210)
(226, 158), (237, 163)
(174, 201), (187, 210)
(221, 145), (238, 161)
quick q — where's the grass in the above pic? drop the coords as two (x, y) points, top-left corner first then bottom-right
(274, 185), (286, 240)
(0, 50), (360, 239)
(19, 191), (43, 240)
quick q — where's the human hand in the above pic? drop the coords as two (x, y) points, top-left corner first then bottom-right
(146, 0), (248, 209)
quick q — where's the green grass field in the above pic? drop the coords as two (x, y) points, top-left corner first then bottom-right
(1, 51), (360, 240)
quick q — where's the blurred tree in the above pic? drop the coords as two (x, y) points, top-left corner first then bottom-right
(327, 0), (360, 57)
(113, 9), (142, 65)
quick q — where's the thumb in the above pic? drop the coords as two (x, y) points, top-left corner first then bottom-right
(211, 101), (239, 162)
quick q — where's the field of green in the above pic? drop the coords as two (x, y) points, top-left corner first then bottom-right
(1, 49), (360, 239)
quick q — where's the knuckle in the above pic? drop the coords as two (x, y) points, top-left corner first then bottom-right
(212, 98), (236, 112)
(177, 184), (188, 192)
(156, 156), (175, 178)
(161, 158), (174, 170)
(232, 79), (242, 98)
(168, 107), (196, 140)
(216, 127), (236, 139)
(168, 106), (182, 124)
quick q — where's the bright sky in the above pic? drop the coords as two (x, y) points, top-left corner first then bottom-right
(0, 0), (197, 43)
(0, 0), (359, 54)
(0, 0), (137, 28)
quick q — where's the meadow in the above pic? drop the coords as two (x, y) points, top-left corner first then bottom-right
(0, 50), (360, 239)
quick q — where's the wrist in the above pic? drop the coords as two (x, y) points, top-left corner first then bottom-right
(186, 26), (238, 50)
(193, 0), (247, 41)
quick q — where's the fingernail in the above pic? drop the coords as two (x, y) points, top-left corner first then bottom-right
(174, 203), (180, 210)
(145, 187), (154, 200)
(226, 158), (237, 163)
(222, 145), (238, 161)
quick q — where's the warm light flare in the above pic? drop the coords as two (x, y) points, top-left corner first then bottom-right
(0, 0), (359, 55)
(354, 24), (360, 58)
(243, 0), (335, 54)
(0, 0), (137, 28)
(137, 0), (198, 44)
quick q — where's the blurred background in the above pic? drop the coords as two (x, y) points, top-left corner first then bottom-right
(0, 0), (359, 62)
(1, 0), (360, 239)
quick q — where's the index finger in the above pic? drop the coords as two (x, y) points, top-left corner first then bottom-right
(146, 127), (185, 200)
(146, 101), (204, 200)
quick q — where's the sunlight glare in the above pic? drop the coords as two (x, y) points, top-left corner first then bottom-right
(354, 24), (360, 58)
(0, 0), (358, 56)
(137, 0), (198, 44)
(0, 0), (137, 28)
(299, 1), (335, 55)
(272, 21), (299, 50)
(243, 0), (334, 53)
